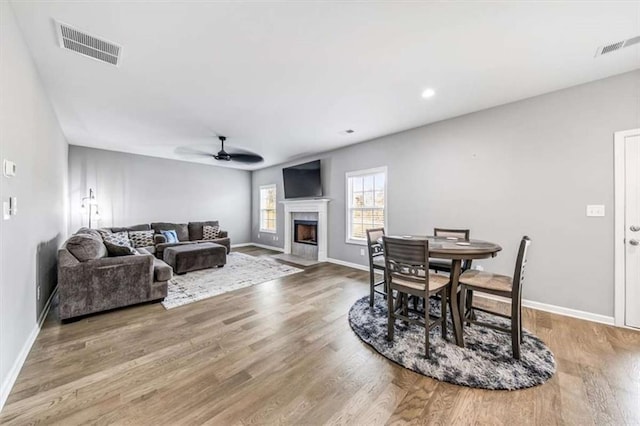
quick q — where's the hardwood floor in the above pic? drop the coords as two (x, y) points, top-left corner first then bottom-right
(1, 246), (639, 425)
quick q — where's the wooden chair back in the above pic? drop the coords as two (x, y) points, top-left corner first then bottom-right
(366, 228), (385, 264)
(434, 228), (470, 240)
(512, 236), (531, 299)
(382, 236), (429, 290)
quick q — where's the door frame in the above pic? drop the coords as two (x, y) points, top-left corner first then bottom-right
(614, 128), (640, 327)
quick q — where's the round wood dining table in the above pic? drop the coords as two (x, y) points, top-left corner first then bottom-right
(384, 235), (502, 347)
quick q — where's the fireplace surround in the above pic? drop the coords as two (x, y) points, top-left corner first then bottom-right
(281, 198), (330, 262)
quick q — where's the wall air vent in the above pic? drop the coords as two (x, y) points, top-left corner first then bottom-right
(595, 35), (640, 57)
(55, 21), (122, 66)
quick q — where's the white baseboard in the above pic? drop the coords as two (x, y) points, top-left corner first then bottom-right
(246, 243), (284, 252)
(230, 243), (253, 248)
(475, 293), (615, 326)
(326, 257), (369, 272)
(0, 287), (57, 411)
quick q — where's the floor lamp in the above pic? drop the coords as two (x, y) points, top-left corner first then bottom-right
(81, 188), (100, 228)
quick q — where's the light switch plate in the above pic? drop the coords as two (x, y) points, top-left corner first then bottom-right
(3, 160), (16, 177)
(586, 205), (605, 217)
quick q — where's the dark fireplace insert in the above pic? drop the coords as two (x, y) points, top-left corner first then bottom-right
(294, 220), (318, 246)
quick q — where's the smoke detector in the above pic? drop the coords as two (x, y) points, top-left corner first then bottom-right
(595, 35), (640, 57)
(55, 20), (122, 66)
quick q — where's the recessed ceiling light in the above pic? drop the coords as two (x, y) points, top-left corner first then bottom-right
(421, 88), (436, 99)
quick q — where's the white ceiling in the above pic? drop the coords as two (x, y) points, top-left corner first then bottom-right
(10, 1), (640, 170)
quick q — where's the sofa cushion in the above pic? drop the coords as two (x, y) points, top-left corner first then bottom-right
(152, 258), (173, 282)
(129, 230), (155, 248)
(110, 224), (151, 233)
(102, 231), (132, 247)
(66, 234), (108, 262)
(104, 241), (136, 257)
(203, 225), (221, 239)
(152, 223), (189, 242)
(188, 221), (219, 241)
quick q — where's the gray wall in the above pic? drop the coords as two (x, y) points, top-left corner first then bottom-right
(0, 2), (69, 405)
(68, 146), (252, 243)
(252, 70), (640, 317)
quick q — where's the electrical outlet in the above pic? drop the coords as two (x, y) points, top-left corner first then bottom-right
(360, 248), (365, 256)
(258, 233), (261, 238)
(273, 235), (276, 240)
(275, 236), (279, 241)
(586, 205), (605, 217)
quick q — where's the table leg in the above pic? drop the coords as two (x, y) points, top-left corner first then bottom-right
(449, 259), (465, 347)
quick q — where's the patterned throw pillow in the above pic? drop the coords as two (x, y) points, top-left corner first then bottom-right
(128, 230), (155, 248)
(102, 231), (132, 249)
(203, 225), (220, 239)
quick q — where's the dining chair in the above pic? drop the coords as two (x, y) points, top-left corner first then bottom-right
(366, 228), (386, 307)
(382, 236), (451, 358)
(459, 236), (531, 359)
(429, 228), (471, 273)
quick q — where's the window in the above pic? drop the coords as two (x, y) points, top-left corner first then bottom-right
(260, 184), (277, 233)
(346, 167), (387, 244)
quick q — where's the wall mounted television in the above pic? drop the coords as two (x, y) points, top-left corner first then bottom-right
(282, 160), (322, 199)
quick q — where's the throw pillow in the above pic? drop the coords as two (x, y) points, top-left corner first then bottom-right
(160, 230), (179, 244)
(104, 241), (136, 256)
(102, 231), (132, 247)
(128, 230), (155, 248)
(203, 225), (220, 239)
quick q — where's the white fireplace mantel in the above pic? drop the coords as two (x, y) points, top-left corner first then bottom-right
(280, 198), (330, 261)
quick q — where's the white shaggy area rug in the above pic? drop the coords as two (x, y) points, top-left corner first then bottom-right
(162, 252), (303, 309)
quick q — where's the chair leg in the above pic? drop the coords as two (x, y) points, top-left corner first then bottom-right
(512, 301), (522, 360)
(440, 288), (447, 340)
(402, 293), (408, 318)
(387, 288), (395, 341)
(466, 289), (475, 321)
(425, 292), (431, 358)
(459, 285), (467, 323)
(369, 269), (375, 307)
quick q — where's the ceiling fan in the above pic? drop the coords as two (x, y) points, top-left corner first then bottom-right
(177, 136), (263, 164)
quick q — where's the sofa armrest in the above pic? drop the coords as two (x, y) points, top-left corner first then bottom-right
(218, 230), (228, 238)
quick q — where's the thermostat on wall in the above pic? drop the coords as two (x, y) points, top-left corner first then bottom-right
(3, 160), (16, 177)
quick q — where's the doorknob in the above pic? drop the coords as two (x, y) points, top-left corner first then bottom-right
(630, 239), (640, 246)
(631, 225), (640, 232)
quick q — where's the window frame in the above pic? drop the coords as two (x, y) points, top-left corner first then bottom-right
(345, 166), (388, 245)
(259, 184), (277, 234)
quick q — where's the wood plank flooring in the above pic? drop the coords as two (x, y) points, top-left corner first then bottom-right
(1, 246), (639, 425)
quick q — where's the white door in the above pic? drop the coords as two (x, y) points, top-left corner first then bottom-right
(624, 129), (640, 328)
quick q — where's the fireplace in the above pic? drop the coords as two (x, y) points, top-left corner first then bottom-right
(294, 220), (318, 246)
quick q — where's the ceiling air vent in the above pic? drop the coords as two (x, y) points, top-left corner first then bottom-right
(595, 35), (640, 57)
(55, 21), (122, 66)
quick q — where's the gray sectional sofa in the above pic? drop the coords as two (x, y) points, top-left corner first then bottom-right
(57, 221), (230, 320)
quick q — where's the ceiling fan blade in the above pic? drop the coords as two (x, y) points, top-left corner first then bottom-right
(228, 153), (264, 163)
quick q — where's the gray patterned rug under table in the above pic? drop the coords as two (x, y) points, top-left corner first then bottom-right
(349, 295), (556, 390)
(162, 252), (303, 309)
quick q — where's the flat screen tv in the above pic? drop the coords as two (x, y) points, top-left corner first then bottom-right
(283, 160), (322, 199)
